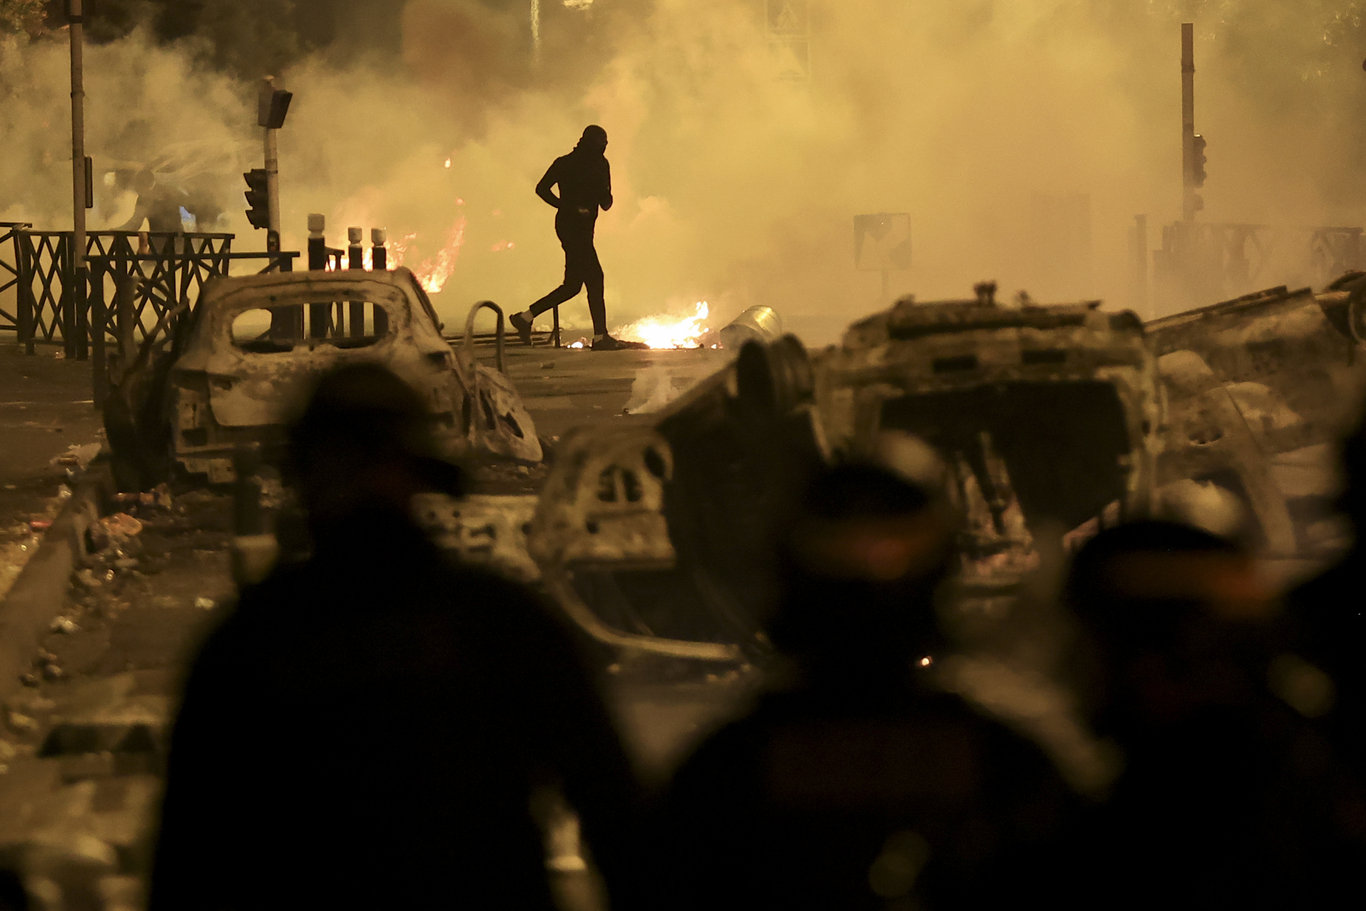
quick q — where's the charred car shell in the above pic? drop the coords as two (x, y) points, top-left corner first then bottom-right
(816, 295), (1162, 592)
(104, 268), (540, 490)
(522, 296), (1163, 661)
(525, 336), (826, 661)
(1145, 280), (1366, 554)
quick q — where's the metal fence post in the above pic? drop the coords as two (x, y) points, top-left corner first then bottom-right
(75, 265), (89, 362)
(90, 259), (107, 408)
(17, 229), (34, 354)
(61, 233), (77, 359)
(116, 266), (135, 367)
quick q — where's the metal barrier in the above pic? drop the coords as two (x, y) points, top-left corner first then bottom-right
(1154, 222), (1365, 311)
(2, 227), (299, 353)
(86, 248), (298, 406)
(0, 222), (30, 334)
(5, 230), (236, 356)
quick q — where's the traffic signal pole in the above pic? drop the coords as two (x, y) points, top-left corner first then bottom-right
(1181, 22), (1200, 222)
(259, 76), (289, 254)
(251, 76), (292, 254)
(265, 123), (281, 253)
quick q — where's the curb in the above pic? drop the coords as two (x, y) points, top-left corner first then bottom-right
(0, 459), (113, 709)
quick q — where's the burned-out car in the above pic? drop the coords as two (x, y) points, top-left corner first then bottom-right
(473, 280), (1363, 665)
(517, 288), (1166, 661)
(1146, 279), (1366, 556)
(814, 292), (1162, 606)
(103, 267), (540, 491)
(524, 336), (825, 661)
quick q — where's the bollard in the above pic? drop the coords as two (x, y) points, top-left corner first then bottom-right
(348, 227), (364, 337)
(347, 227), (364, 269)
(307, 213), (327, 270)
(307, 214), (328, 338)
(371, 228), (389, 335)
(370, 227), (388, 271)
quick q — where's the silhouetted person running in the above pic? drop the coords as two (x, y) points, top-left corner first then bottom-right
(1062, 520), (1366, 909)
(511, 125), (644, 351)
(148, 363), (643, 911)
(648, 444), (1085, 910)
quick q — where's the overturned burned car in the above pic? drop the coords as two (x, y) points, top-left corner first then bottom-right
(817, 291), (1162, 593)
(1146, 278), (1366, 556)
(525, 278), (1366, 663)
(524, 335), (824, 661)
(103, 267), (540, 491)
(518, 289), (1163, 660)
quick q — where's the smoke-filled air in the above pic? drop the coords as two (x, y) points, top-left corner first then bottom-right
(2, 0), (1365, 341)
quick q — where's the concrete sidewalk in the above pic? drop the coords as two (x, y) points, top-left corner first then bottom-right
(0, 343), (104, 591)
(0, 341), (110, 704)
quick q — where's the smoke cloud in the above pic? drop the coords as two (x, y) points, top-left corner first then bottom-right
(3, 1), (1366, 343)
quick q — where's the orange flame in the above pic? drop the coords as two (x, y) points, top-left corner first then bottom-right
(411, 218), (467, 293)
(380, 224), (466, 293)
(618, 301), (713, 349)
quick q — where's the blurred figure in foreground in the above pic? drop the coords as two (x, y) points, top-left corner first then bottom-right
(649, 443), (1085, 910)
(1064, 520), (1366, 908)
(1284, 409), (1366, 772)
(148, 363), (642, 911)
(0, 870), (26, 911)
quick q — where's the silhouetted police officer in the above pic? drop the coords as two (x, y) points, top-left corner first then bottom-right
(1063, 520), (1366, 909)
(148, 363), (643, 911)
(649, 446), (1084, 910)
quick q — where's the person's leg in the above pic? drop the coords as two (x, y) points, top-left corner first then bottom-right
(513, 225), (586, 343)
(531, 224), (587, 318)
(527, 278), (582, 319)
(514, 278), (579, 345)
(583, 244), (607, 337)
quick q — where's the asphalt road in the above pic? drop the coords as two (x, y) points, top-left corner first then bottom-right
(0, 336), (749, 911)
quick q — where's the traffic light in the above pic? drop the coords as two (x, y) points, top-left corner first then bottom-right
(1192, 132), (1207, 188)
(244, 169), (269, 230)
(258, 87), (293, 130)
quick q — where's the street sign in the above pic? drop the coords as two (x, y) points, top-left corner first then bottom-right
(767, 0), (807, 34)
(854, 213), (912, 272)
